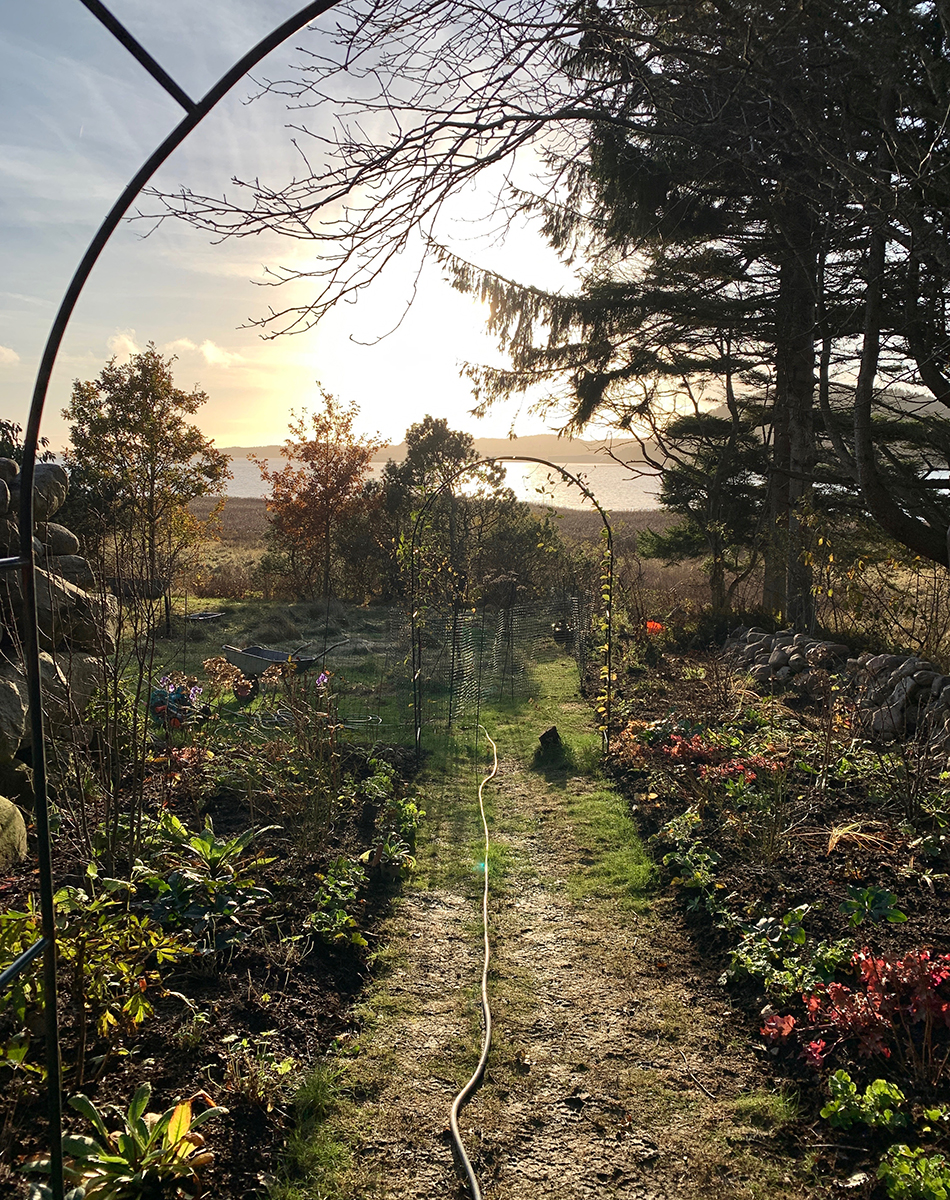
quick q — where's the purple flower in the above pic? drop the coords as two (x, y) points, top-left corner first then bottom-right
(316, 671), (329, 688)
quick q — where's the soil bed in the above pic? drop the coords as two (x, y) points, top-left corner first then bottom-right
(0, 753), (412, 1198)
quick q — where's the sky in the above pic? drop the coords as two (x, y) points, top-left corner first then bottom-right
(0, 0), (583, 453)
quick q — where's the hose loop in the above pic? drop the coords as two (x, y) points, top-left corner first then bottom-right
(448, 725), (498, 1199)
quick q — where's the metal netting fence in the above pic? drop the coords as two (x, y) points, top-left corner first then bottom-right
(411, 598), (595, 742)
(328, 598), (596, 749)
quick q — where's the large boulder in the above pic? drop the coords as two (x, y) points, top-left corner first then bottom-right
(54, 650), (101, 715)
(18, 652), (70, 750)
(2, 569), (117, 653)
(0, 660), (28, 760)
(0, 796), (26, 870)
(39, 523), (80, 556)
(0, 518), (43, 557)
(46, 554), (96, 592)
(0, 761), (34, 811)
(8, 463), (69, 523)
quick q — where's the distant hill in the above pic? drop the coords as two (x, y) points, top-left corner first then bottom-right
(219, 433), (640, 466)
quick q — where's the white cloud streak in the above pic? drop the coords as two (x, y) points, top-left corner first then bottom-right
(106, 329), (140, 360)
(199, 339), (243, 367)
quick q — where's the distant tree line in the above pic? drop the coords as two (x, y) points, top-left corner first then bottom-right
(255, 396), (585, 607)
(59, 352), (589, 610)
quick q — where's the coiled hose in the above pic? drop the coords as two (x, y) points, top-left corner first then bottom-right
(448, 725), (498, 1200)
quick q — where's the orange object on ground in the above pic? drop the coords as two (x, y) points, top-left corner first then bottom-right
(645, 620), (665, 635)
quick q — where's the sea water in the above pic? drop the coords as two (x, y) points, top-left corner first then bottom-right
(226, 456), (660, 512)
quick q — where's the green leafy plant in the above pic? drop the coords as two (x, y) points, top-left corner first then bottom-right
(382, 793), (426, 848)
(134, 815), (275, 951)
(656, 807), (703, 847)
(157, 813), (277, 878)
(306, 857), (367, 947)
(878, 1145), (950, 1200)
(360, 835), (417, 884)
(171, 1011), (212, 1052)
(54, 881), (189, 1084)
(1, 879), (188, 1085)
(662, 842), (722, 908)
(136, 868), (271, 952)
(0, 904), (44, 1077)
(840, 885), (908, 927)
(23, 1083), (226, 1199)
(820, 1069), (908, 1131)
(725, 899), (855, 998)
(360, 757), (396, 802)
(214, 1030), (296, 1111)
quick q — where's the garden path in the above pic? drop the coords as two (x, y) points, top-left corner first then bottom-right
(339, 753), (814, 1199)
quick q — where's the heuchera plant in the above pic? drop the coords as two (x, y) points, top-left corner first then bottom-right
(700, 755), (785, 784)
(801, 947), (950, 1082)
(661, 734), (724, 765)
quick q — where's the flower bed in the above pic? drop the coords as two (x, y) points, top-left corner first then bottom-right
(609, 648), (950, 1197)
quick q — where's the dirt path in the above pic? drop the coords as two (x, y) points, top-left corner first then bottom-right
(334, 754), (815, 1199)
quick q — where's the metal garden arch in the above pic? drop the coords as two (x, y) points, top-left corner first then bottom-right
(408, 456), (614, 760)
(3, 4), (345, 1195)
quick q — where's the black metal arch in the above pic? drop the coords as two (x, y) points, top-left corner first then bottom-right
(6, 5), (344, 1197)
(408, 455), (614, 759)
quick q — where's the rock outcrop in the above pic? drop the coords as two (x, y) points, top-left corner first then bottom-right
(0, 795), (26, 869)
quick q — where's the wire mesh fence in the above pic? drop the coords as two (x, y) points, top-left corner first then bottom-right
(267, 598), (597, 753)
(413, 598), (594, 731)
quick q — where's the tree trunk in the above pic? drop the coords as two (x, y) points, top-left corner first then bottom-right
(853, 225), (949, 566)
(709, 551), (726, 612)
(764, 221), (818, 627)
(762, 390), (789, 617)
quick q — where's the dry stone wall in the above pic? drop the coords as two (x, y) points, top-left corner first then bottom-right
(726, 625), (950, 748)
(0, 459), (113, 868)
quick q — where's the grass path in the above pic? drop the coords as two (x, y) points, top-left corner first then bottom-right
(279, 658), (817, 1199)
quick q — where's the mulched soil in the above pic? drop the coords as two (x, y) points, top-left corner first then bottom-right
(610, 650), (950, 959)
(5, 645), (950, 1197)
(607, 648), (950, 1178)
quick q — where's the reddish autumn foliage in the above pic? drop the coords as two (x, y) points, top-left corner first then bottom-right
(802, 947), (950, 1080)
(253, 392), (384, 599)
(761, 1013), (797, 1042)
(699, 755), (785, 784)
(660, 734), (724, 765)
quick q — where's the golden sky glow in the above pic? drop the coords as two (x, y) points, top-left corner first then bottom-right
(1, 0), (590, 453)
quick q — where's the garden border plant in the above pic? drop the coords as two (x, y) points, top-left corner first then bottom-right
(609, 640), (950, 1198)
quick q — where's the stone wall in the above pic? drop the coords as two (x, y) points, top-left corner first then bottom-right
(726, 625), (950, 747)
(0, 459), (114, 868)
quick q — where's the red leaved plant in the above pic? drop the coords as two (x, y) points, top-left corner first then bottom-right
(800, 947), (950, 1084)
(661, 735), (724, 765)
(700, 755), (785, 784)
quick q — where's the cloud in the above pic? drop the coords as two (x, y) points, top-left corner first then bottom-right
(160, 337), (243, 368)
(163, 338), (198, 356)
(199, 340), (243, 368)
(106, 329), (139, 361)
(0, 346), (20, 365)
